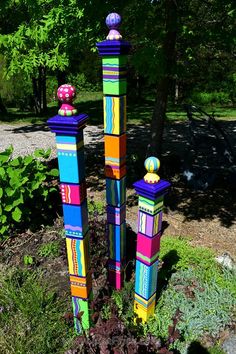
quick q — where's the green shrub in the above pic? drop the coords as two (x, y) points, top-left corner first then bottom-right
(191, 91), (231, 106)
(144, 237), (236, 352)
(38, 241), (60, 258)
(67, 73), (101, 92)
(0, 146), (59, 239)
(0, 268), (74, 353)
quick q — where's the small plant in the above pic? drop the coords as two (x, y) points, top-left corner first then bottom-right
(38, 241), (60, 258)
(23, 255), (34, 266)
(0, 146), (59, 239)
(88, 198), (105, 216)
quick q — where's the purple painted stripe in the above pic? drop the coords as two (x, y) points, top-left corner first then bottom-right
(103, 75), (127, 79)
(146, 214), (153, 235)
(105, 164), (120, 170)
(102, 66), (126, 71)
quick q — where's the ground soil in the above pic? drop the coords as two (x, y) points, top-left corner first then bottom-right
(1, 119), (236, 263)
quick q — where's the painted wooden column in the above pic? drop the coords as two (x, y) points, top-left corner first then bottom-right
(47, 84), (92, 333)
(133, 157), (170, 322)
(96, 13), (131, 289)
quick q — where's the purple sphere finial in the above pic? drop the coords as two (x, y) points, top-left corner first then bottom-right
(106, 13), (122, 40)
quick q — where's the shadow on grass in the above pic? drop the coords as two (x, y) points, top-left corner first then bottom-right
(156, 249), (180, 301)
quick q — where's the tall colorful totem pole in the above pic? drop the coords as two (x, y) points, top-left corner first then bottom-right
(133, 157), (170, 322)
(96, 13), (131, 289)
(47, 84), (92, 333)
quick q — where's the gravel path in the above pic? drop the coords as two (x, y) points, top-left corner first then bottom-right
(0, 123), (103, 157)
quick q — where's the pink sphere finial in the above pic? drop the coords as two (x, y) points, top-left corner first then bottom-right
(106, 13), (122, 40)
(57, 84), (78, 116)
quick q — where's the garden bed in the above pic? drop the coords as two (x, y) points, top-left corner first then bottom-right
(0, 201), (235, 353)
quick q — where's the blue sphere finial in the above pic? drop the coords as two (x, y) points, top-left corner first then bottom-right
(106, 13), (122, 29)
(105, 13), (122, 40)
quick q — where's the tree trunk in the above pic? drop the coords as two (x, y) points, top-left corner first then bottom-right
(32, 77), (40, 115)
(41, 67), (47, 113)
(0, 95), (7, 115)
(32, 67), (47, 115)
(150, 0), (178, 155)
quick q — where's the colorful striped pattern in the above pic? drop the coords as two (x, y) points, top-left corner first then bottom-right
(53, 126), (91, 332)
(134, 292), (156, 308)
(72, 296), (91, 331)
(144, 157), (160, 173)
(107, 222), (126, 262)
(105, 155), (126, 166)
(105, 164), (126, 179)
(107, 204), (126, 225)
(60, 182), (86, 205)
(136, 232), (161, 265)
(138, 196), (164, 215)
(138, 211), (162, 237)
(70, 274), (92, 299)
(135, 260), (158, 300)
(106, 177), (126, 207)
(66, 236), (90, 277)
(104, 96), (126, 135)
(102, 55), (128, 289)
(63, 202), (88, 236)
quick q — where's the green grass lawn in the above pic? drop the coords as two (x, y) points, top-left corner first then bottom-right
(1, 91), (236, 126)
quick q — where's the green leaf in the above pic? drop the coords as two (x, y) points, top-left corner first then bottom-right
(23, 155), (33, 165)
(10, 158), (20, 167)
(5, 188), (15, 197)
(5, 205), (13, 212)
(0, 145), (13, 164)
(0, 226), (8, 235)
(0, 167), (5, 178)
(34, 149), (49, 158)
(12, 207), (22, 222)
(48, 168), (59, 177)
(0, 187), (3, 198)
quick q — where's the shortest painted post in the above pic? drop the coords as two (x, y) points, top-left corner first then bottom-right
(133, 157), (170, 322)
(47, 84), (92, 333)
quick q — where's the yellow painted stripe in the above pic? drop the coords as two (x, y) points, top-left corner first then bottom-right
(57, 142), (83, 150)
(103, 71), (127, 75)
(66, 238), (73, 274)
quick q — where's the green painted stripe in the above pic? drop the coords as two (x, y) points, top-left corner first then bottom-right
(137, 252), (159, 263)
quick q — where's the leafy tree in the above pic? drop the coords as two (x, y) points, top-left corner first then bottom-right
(0, 0), (85, 113)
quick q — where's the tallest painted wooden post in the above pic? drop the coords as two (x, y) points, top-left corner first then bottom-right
(96, 13), (131, 289)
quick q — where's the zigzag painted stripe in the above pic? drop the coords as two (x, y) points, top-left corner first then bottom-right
(103, 79), (126, 83)
(134, 292), (156, 308)
(136, 251), (159, 264)
(65, 225), (83, 231)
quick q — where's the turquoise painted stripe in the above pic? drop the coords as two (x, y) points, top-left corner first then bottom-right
(75, 240), (82, 275)
(106, 97), (112, 133)
(102, 63), (119, 67)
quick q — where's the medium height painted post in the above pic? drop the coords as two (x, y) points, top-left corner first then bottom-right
(47, 84), (92, 333)
(133, 157), (170, 322)
(96, 13), (131, 289)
